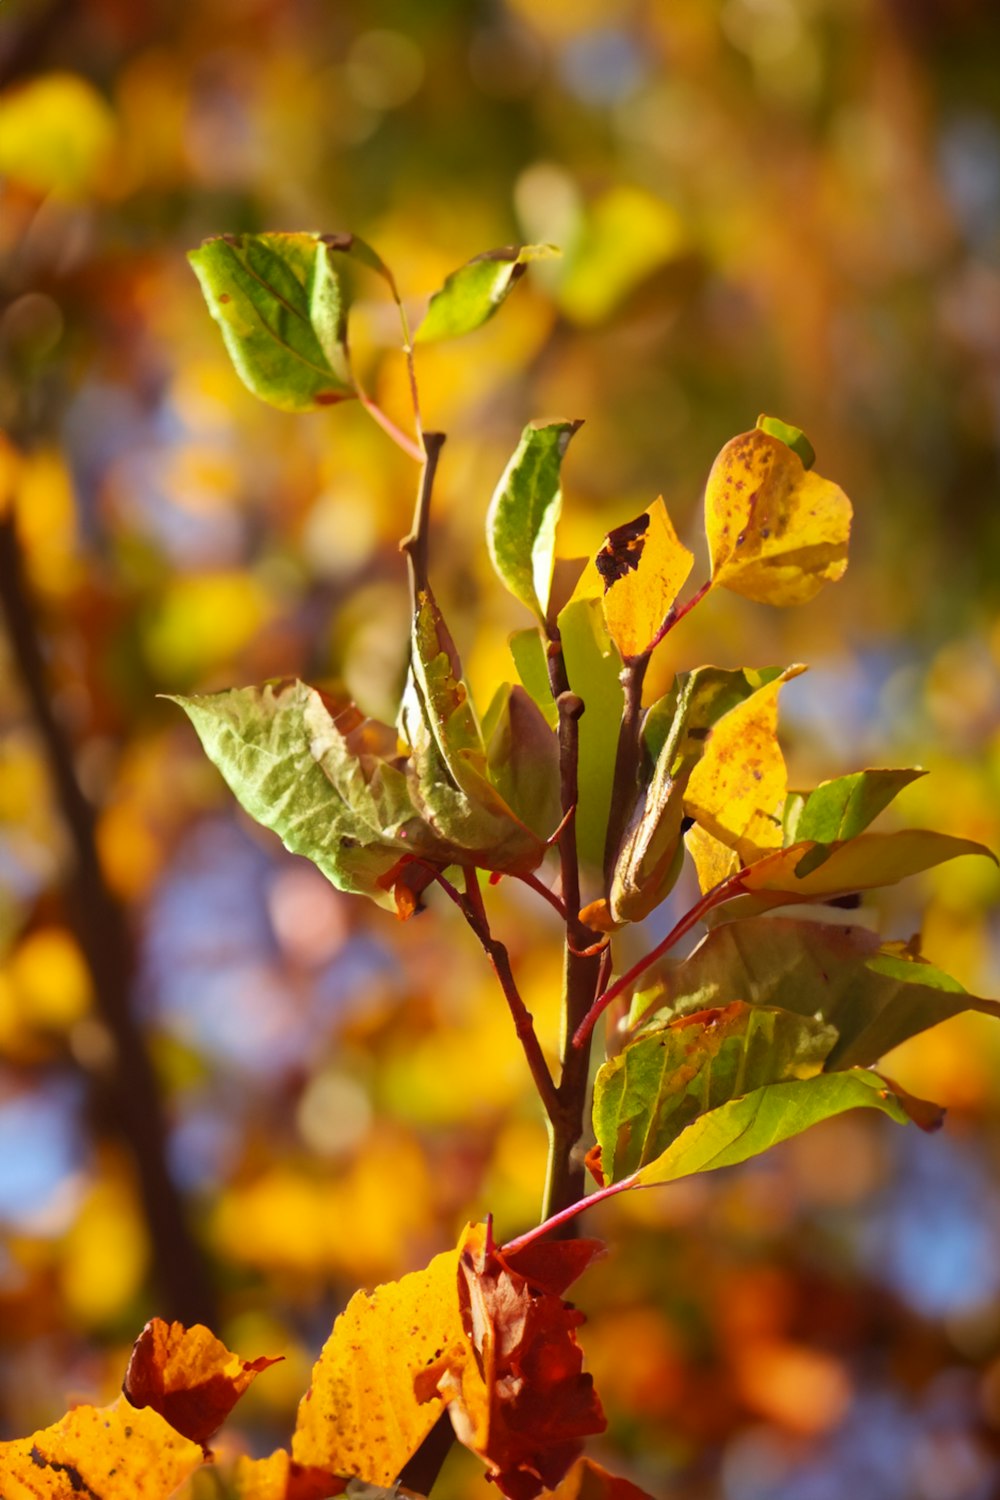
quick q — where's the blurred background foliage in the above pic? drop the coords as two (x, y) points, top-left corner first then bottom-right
(1, 0), (1000, 1496)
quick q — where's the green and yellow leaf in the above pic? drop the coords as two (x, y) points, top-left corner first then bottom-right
(188, 233), (353, 412)
(416, 244), (558, 342)
(487, 419), (581, 620)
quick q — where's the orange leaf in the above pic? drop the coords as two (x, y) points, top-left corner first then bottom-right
(124, 1317), (282, 1447)
(0, 1396), (203, 1499)
(705, 429), (851, 606)
(547, 1457), (658, 1499)
(291, 1241), (469, 1487)
(598, 498), (693, 660)
(233, 1450), (347, 1499)
(443, 1230), (606, 1500)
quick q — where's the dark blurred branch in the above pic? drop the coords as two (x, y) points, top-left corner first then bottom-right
(0, 510), (215, 1326)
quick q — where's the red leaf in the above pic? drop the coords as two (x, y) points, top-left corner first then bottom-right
(123, 1318), (282, 1447)
(447, 1231), (606, 1499)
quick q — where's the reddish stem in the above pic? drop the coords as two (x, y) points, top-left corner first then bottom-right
(648, 577), (713, 653)
(358, 387), (424, 463)
(572, 874), (744, 1050)
(513, 869), (568, 921)
(502, 1173), (641, 1255)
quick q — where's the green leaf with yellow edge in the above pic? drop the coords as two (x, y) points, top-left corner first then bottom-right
(609, 666), (789, 925)
(169, 681), (445, 910)
(755, 413), (815, 469)
(594, 1001), (837, 1183)
(415, 244), (559, 342)
(783, 767), (926, 845)
(398, 589), (546, 871)
(633, 1070), (911, 1187)
(597, 498), (694, 660)
(683, 666), (805, 864)
(291, 1236), (472, 1487)
(705, 427), (851, 605)
(486, 420), (582, 620)
(0, 1396), (204, 1499)
(509, 627), (558, 727)
(188, 233), (353, 412)
(557, 596), (624, 868)
(628, 915), (1000, 1071)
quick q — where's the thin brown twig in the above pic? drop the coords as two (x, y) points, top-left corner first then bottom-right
(401, 430), (446, 598)
(462, 869), (561, 1122)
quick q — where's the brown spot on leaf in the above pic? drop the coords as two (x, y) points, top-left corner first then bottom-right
(595, 513), (650, 589)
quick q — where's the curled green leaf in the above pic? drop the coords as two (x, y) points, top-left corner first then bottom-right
(415, 244), (559, 343)
(486, 420), (582, 621)
(188, 233), (354, 412)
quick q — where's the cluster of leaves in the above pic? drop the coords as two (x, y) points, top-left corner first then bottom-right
(0, 1225), (649, 1500)
(5, 228), (997, 1498)
(178, 229), (995, 1194)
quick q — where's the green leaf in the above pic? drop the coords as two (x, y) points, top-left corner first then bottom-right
(630, 915), (1000, 1069)
(755, 413), (816, 470)
(783, 767), (925, 846)
(594, 1001), (837, 1183)
(398, 589), (545, 872)
(483, 683), (561, 841)
(167, 682), (442, 909)
(609, 666), (790, 924)
(509, 628), (558, 728)
(557, 596), (624, 869)
(721, 829), (997, 918)
(415, 244), (559, 343)
(188, 233), (354, 412)
(486, 420), (582, 620)
(634, 1070), (911, 1187)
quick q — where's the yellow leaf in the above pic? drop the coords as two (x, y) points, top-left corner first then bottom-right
(233, 1451), (346, 1499)
(705, 429), (851, 605)
(290, 1234), (472, 1485)
(599, 498), (693, 660)
(685, 821), (741, 895)
(0, 1396), (203, 1499)
(684, 669), (803, 863)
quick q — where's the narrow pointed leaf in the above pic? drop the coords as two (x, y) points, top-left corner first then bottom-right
(487, 419), (582, 619)
(415, 243), (559, 342)
(705, 427), (851, 605)
(189, 233), (354, 411)
(597, 498), (694, 660)
(784, 767), (926, 845)
(634, 1070), (911, 1186)
(631, 916), (1000, 1070)
(725, 829), (997, 917)
(399, 590), (545, 870)
(594, 1001), (837, 1183)
(557, 596), (624, 868)
(611, 665), (789, 924)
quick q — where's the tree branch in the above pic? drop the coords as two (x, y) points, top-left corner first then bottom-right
(401, 430), (446, 599)
(0, 512), (215, 1325)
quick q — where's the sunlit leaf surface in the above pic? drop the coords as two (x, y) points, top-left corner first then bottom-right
(705, 428), (851, 605)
